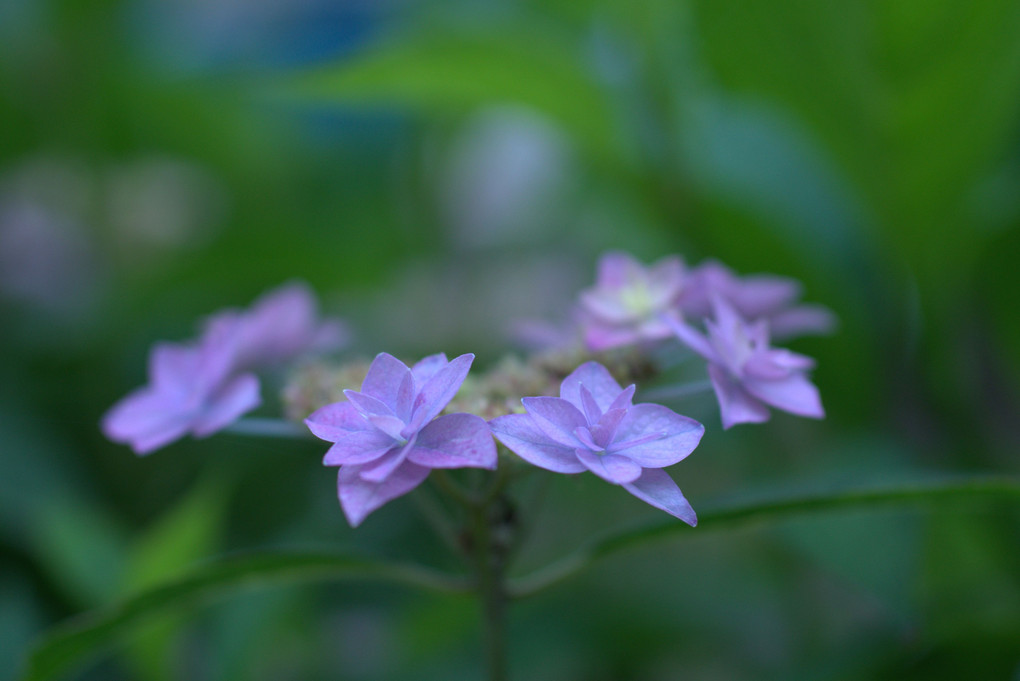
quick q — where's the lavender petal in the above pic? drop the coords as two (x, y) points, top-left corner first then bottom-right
(622, 468), (697, 526)
(408, 413), (497, 469)
(338, 461), (430, 527)
(489, 414), (585, 473)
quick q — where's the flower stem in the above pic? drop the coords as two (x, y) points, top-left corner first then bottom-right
(223, 418), (310, 439)
(471, 501), (508, 681)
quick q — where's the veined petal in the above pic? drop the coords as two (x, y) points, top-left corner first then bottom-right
(361, 353), (415, 420)
(192, 373), (261, 437)
(409, 353), (473, 429)
(575, 449), (642, 485)
(708, 364), (770, 429)
(622, 468), (697, 526)
(559, 361), (625, 413)
(343, 389), (398, 421)
(358, 443), (412, 483)
(743, 373), (824, 419)
(572, 427), (601, 451)
(337, 461), (430, 527)
(522, 397), (586, 447)
(322, 434), (397, 466)
(408, 413), (497, 469)
(610, 403), (703, 467)
(489, 414), (585, 474)
(578, 385), (602, 424)
(367, 414), (407, 442)
(608, 384), (636, 412)
(411, 353), (449, 385)
(305, 402), (365, 442)
(589, 408), (626, 449)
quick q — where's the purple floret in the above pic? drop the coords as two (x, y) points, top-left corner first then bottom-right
(577, 251), (688, 351)
(490, 361), (703, 525)
(681, 260), (836, 339)
(102, 281), (345, 454)
(670, 296), (824, 429)
(102, 320), (260, 454)
(305, 352), (497, 527)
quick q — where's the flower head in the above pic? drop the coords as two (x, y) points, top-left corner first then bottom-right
(670, 296), (824, 429)
(305, 352), (497, 527)
(578, 251), (687, 351)
(490, 361), (703, 525)
(102, 321), (260, 454)
(102, 282), (345, 454)
(682, 260), (835, 339)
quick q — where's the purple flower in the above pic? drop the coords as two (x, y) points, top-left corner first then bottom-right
(670, 297), (824, 429)
(305, 353), (497, 527)
(577, 251), (687, 351)
(102, 321), (260, 455)
(205, 281), (349, 370)
(490, 361), (703, 525)
(681, 260), (835, 339)
(103, 282), (345, 454)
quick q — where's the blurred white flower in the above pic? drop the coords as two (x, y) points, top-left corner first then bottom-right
(440, 106), (576, 248)
(105, 156), (227, 258)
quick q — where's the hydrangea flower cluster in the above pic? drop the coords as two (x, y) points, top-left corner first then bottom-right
(574, 251), (829, 429)
(103, 250), (831, 526)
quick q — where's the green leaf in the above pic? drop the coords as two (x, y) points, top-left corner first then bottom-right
(23, 476), (1020, 680)
(119, 476), (228, 681)
(32, 499), (128, 609)
(285, 31), (624, 166)
(508, 475), (1020, 598)
(21, 552), (471, 681)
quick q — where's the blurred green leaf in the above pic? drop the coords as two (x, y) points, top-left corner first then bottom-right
(32, 500), (128, 609)
(119, 476), (229, 681)
(693, 0), (1020, 293)
(122, 476), (227, 594)
(1, 572), (44, 681)
(21, 551), (471, 681)
(286, 31), (625, 167)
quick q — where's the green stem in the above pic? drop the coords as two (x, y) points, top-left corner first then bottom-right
(223, 418), (310, 439)
(472, 501), (508, 681)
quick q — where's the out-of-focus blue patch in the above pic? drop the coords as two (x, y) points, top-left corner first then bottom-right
(124, 0), (391, 74)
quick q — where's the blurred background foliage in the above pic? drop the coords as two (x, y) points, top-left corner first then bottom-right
(2, 0), (1019, 679)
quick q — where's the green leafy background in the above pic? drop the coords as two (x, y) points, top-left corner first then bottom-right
(2, 0), (1019, 679)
